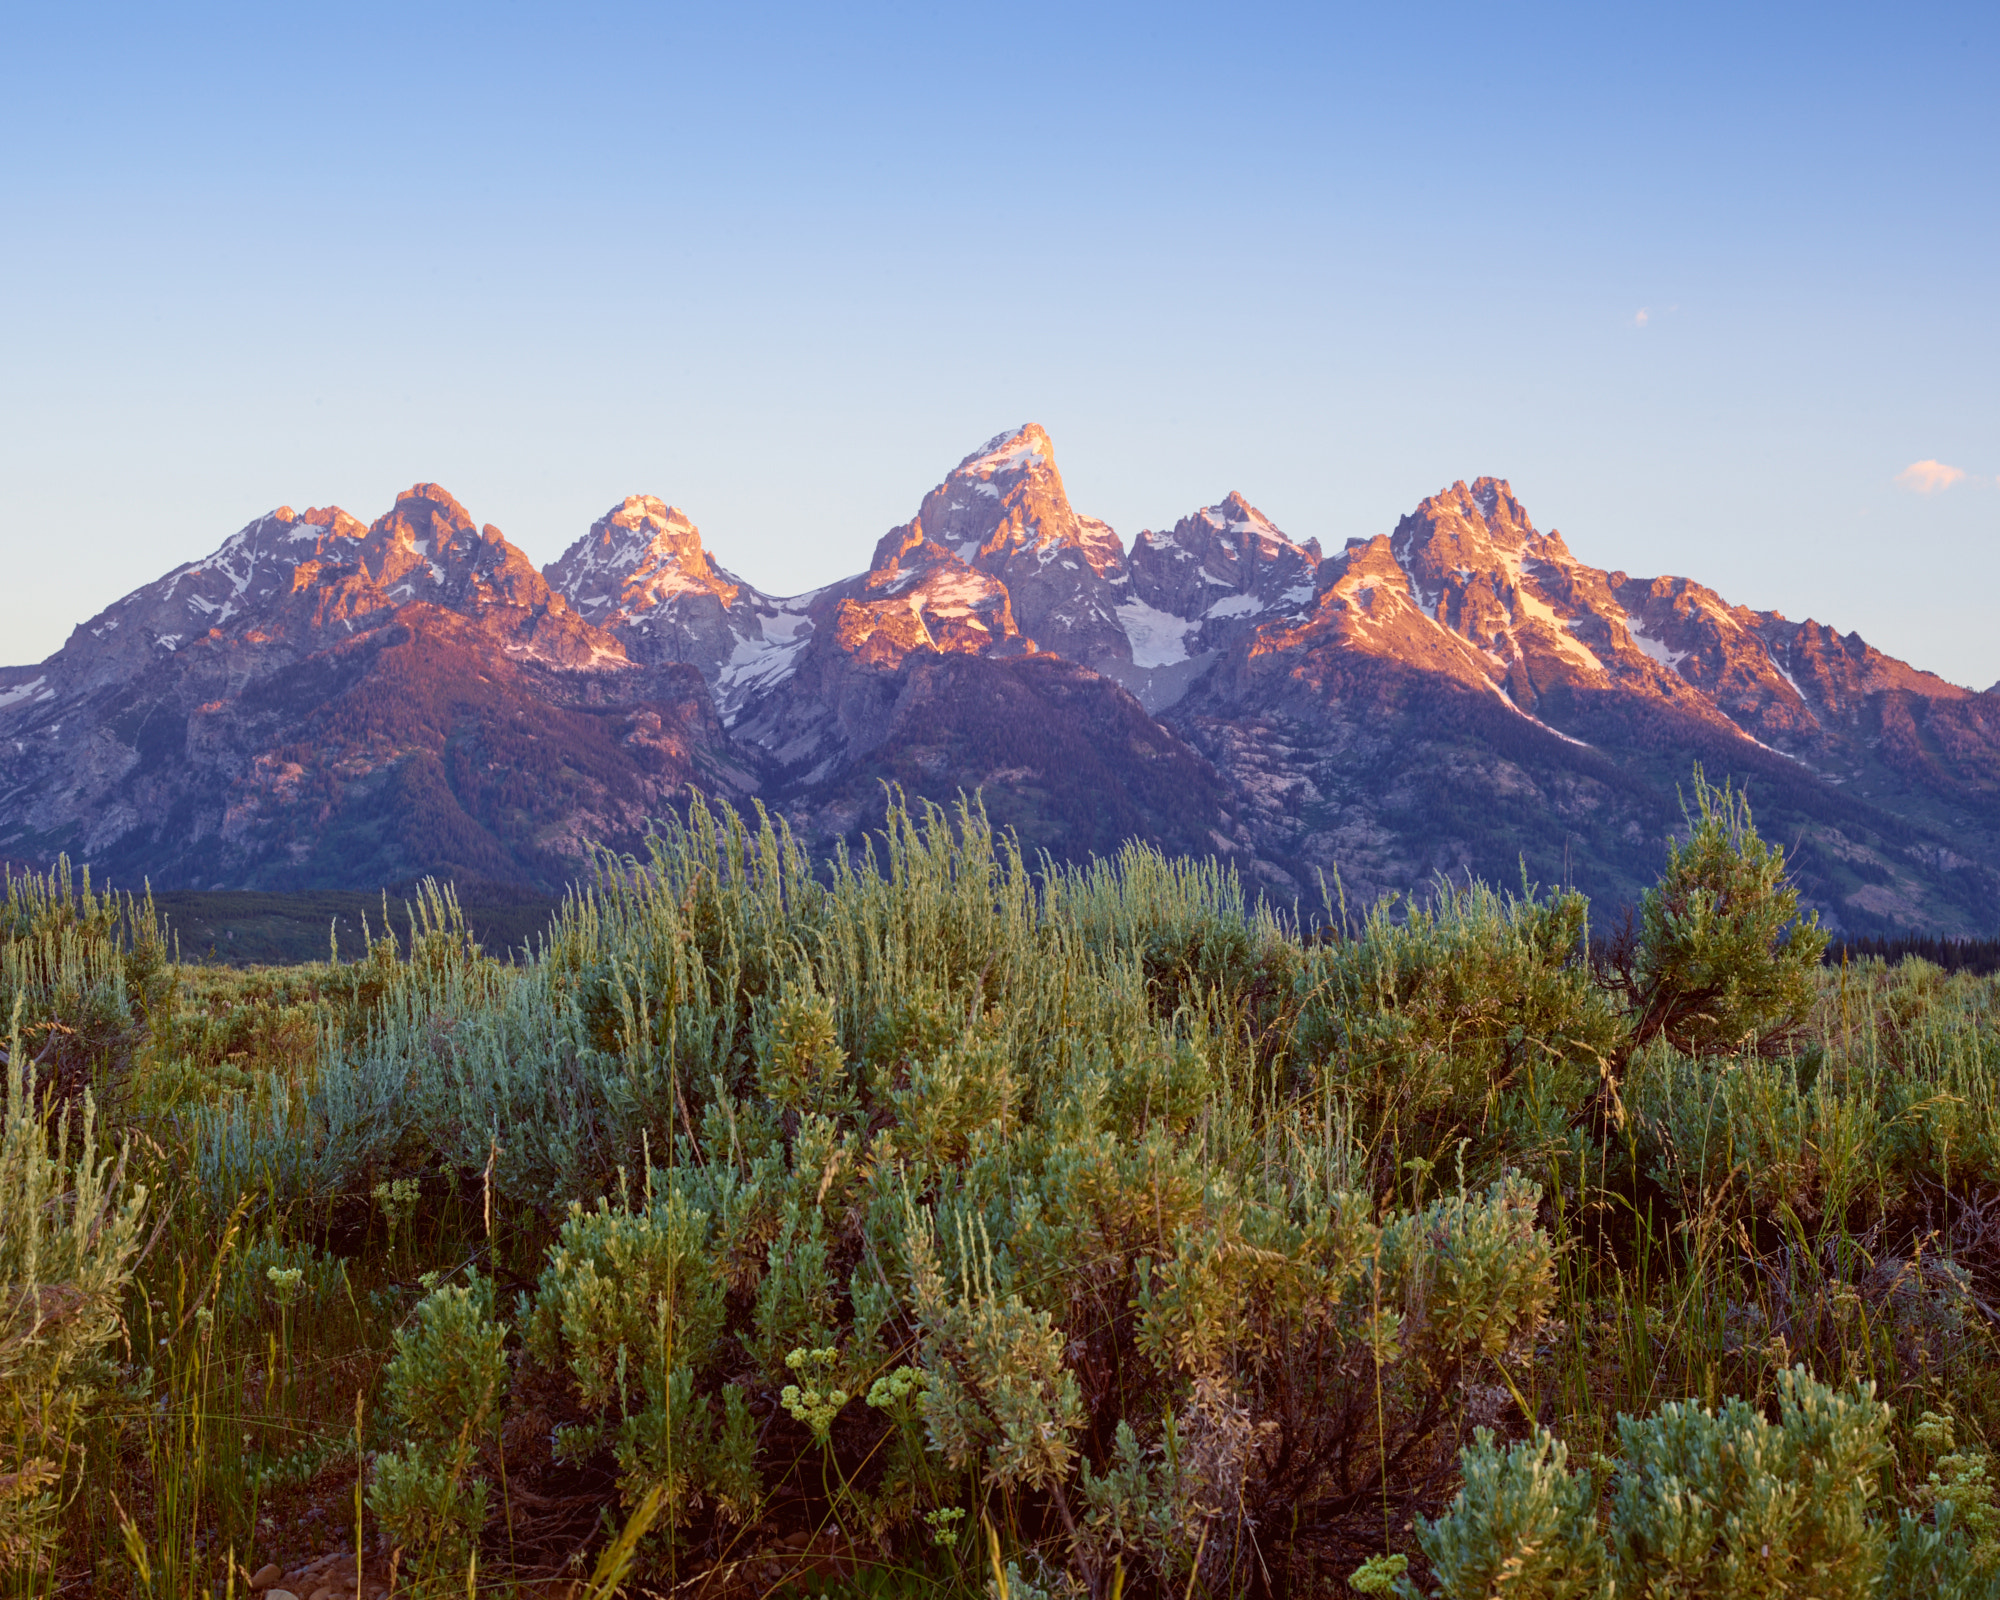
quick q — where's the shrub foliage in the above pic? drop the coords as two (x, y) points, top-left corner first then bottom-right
(5, 778), (2000, 1598)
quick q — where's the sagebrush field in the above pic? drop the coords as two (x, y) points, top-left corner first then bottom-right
(6, 778), (2000, 1598)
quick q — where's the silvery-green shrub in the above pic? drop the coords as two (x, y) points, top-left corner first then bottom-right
(1292, 879), (1622, 1175)
(368, 1447), (488, 1597)
(904, 1205), (1083, 1496)
(1608, 1366), (1889, 1599)
(382, 1272), (508, 1450)
(527, 1185), (760, 1526)
(1396, 1425), (1609, 1600)
(369, 1272), (508, 1594)
(1883, 1500), (2000, 1600)
(0, 1000), (147, 1574)
(1631, 771), (1828, 1056)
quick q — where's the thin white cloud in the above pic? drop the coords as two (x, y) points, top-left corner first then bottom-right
(1896, 459), (1967, 494)
(1633, 308), (1649, 327)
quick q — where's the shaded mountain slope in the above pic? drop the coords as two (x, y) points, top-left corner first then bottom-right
(774, 650), (1236, 867)
(5, 437), (1997, 934)
(1165, 479), (2000, 931)
(0, 486), (755, 890)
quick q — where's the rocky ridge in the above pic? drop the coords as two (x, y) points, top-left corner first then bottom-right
(542, 495), (821, 719)
(6, 433), (1998, 932)
(0, 486), (753, 891)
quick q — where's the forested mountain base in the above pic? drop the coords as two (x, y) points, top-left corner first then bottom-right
(146, 883), (565, 968)
(6, 781), (2000, 1597)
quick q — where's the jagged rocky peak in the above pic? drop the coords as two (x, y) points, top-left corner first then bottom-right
(1101, 491), (1323, 714)
(358, 483), (479, 592)
(847, 425), (1126, 671)
(42, 498), (384, 679)
(1399, 476), (1536, 548)
(541, 494), (840, 718)
(1752, 608), (1968, 724)
(1391, 477), (1570, 594)
(545, 495), (744, 628)
(28, 482), (607, 698)
(1374, 478), (1616, 669)
(350, 484), (556, 616)
(0, 477), (746, 893)
(1255, 527), (1520, 701)
(1350, 478), (1852, 745)
(1129, 492), (1322, 623)
(1177, 492), (1302, 560)
(285, 504), (369, 540)
(901, 423), (1126, 579)
(837, 516), (1019, 675)
(1190, 490), (1313, 556)
(830, 563), (1020, 672)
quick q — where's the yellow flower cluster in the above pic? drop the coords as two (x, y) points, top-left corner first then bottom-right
(779, 1346), (849, 1443)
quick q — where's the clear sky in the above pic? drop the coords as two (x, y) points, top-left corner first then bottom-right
(3, 3), (1995, 684)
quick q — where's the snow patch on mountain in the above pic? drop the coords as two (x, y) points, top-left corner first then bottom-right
(1768, 651), (1809, 704)
(1485, 678), (1591, 748)
(1116, 600), (1201, 668)
(715, 597), (820, 715)
(961, 433), (1047, 477)
(1205, 593), (1267, 620)
(919, 568), (1003, 616)
(1624, 617), (1688, 670)
(1511, 585), (1604, 672)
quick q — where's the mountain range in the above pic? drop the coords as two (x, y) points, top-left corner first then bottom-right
(6, 425), (1997, 935)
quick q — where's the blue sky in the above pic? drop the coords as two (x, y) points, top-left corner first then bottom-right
(3, 3), (1995, 682)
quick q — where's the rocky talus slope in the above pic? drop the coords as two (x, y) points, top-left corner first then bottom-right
(6, 432), (1997, 932)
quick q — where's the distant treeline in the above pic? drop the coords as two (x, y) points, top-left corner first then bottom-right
(145, 881), (566, 967)
(1569, 900), (2000, 983)
(13, 849), (2000, 974)
(1822, 933), (2000, 977)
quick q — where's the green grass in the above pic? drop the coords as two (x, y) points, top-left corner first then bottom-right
(5, 793), (2000, 1597)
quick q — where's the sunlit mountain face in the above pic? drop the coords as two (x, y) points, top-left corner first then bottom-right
(6, 431), (1998, 934)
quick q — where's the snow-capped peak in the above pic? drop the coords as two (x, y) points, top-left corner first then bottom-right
(602, 495), (699, 540)
(1191, 492), (1304, 554)
(544, 496), (742, 626)
(954, 424), (1054, 480)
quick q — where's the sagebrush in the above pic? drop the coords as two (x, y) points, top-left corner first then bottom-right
(2, 773), (1998, 1598)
